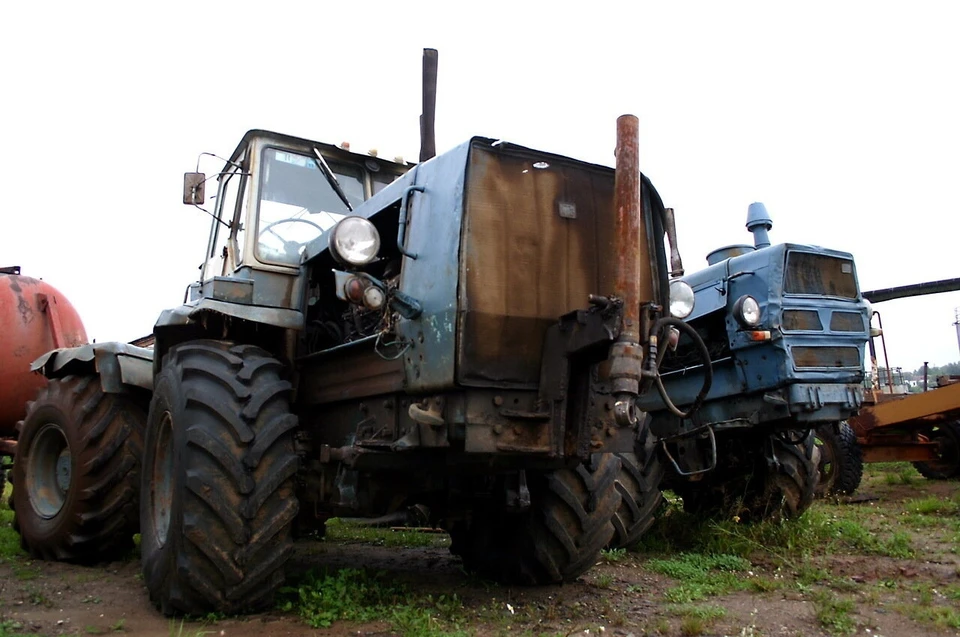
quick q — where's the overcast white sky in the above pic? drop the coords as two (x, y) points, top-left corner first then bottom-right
(2, 1), (958, 371)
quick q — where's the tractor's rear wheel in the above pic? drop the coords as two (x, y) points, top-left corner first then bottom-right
(450, 454), (621, 584)
(12, 376), (143, 562)
(815, 422), (863, 496)
(140, 341), (299, 615)
(913, 421), (960, 480)
(608, 441), (663, 549)
(677, 431), (818, 523)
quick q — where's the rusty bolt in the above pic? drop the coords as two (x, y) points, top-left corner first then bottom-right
(493, 424), (503, 435)
(493, 395), (504, 407)
(607, 426), (617, 437)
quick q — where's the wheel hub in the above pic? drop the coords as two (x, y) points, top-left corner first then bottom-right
(26, 423), (71, 519)
(151, 411), (175, 547)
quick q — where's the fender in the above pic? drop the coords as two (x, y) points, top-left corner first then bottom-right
(31, 342), (154, 393)
(154, 298), (304, 332)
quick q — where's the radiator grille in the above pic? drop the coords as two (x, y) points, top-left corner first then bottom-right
(784, 252), (858, 298)
(782, 310), (823, 331)
(830, 311), (865, 332)
(792, 346), (860, 368)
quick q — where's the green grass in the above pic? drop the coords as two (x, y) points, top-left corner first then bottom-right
(167, 620), (211, 637)
(895, 604), (960, 630)
(812, 591), (857, 635)
(669, 604), (726, 637)
(905, 496), (959, 516)
(0, 484), (25, 561)
(645, 553), (753, 603)
(323, 518), (449, 549)
(635, 497), (916, 563)
(600, 547), (627, 562)
(278, 568), (467, 636)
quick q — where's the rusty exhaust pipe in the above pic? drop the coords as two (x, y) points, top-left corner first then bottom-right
(419, 48), (438, 163)
(609, 114), (652, 427)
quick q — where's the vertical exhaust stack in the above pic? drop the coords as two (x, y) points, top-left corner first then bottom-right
(419, 48), (438, 163)
(609, 114), (652, 426)
(746, 202), (773, 249)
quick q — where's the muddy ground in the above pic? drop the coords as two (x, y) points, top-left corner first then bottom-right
(0, 465), (958, 637)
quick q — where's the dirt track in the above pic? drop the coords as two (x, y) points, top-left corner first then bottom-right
(0, 467), (958, 637)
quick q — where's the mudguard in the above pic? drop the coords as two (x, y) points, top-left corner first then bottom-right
(31, 342), (154, 393)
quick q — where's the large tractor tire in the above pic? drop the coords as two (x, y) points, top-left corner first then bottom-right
(677, 431), (818, 523)
(608, 443), (663, 549)
(12, 376), (143, 561)
(450, 453), (621, 584)
(140, 341), (299, 616)
(913, 421), (960, 480)
(814, 422), (863, 496)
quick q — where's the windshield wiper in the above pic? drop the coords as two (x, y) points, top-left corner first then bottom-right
(312, 147), (354, 212)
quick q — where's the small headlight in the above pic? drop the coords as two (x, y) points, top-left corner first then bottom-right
(733, 295), (761, 327)
(669, 280), (695, 319)
(329, 216), (381, 266)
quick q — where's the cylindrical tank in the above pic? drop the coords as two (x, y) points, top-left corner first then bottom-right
(0, 268), (87, 436)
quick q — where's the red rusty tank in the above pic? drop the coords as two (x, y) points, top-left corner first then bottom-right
(0, 267), (88, 436)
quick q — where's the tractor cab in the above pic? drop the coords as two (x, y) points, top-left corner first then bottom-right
(182, 130), (409, 311)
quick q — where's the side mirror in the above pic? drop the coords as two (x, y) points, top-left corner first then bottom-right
(183, 173), (206, 205)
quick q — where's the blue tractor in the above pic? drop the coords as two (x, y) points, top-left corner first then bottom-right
(639, 203), (871, 520)
(10, 50), (701, 615)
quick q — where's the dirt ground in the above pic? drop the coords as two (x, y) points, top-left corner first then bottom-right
(0, 468), (958, 637)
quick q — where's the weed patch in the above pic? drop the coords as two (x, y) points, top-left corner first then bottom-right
(324, 518), (449, 549)
(646, 553), (752, 603)
(812, 591), (856, 635)
(278, 568), (466, 636)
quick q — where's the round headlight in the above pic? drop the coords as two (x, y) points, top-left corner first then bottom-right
(733, 295), (761, 327)
(669, 279), (695, 319)
(330, 216), (381, 266)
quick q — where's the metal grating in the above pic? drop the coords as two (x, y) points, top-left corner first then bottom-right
(792, 346), (860, 368)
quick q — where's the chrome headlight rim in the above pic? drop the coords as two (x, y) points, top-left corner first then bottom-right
(733, 294), (762, 327)
(668, 279), (695, 319)
(329, 216), (381, 266)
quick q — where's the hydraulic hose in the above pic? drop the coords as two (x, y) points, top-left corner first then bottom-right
(650, 317), (713, 419)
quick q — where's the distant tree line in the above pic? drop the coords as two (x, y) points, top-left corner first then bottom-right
(904, 361), (960, 380)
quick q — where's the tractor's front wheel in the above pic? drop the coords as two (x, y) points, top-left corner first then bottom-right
(451, 454), (621, 584)
(677, 431), (818, 523)
(140, 341), (299, 615)
(12, 376), (143, 562)
(815, 422), (863, 496)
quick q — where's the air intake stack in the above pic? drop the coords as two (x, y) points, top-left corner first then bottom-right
(746, 202), (772, 249)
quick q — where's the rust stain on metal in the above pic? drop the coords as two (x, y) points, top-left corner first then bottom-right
(850, 382), (960, 433)
(298, 345), (405, 404)
(457, 144), (615, 387)
(613, 114), (650, 342)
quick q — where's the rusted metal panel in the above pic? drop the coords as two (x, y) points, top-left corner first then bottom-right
(457, 143), (616, 387)
(861, 443), (938, 463)
(791, 346), (861, 369)
(849, 381), (960, 433)
(298, 340), (405, 404)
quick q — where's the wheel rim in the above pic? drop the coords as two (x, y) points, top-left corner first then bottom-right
(815, 434), (836, 491)
(151, 411), (175, 547)
(26, 423), (71, 519)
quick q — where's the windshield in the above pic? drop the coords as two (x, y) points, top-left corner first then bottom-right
(257, 148), (365, 265)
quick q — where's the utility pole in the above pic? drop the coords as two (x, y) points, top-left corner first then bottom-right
(955, 308), (959, 359)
